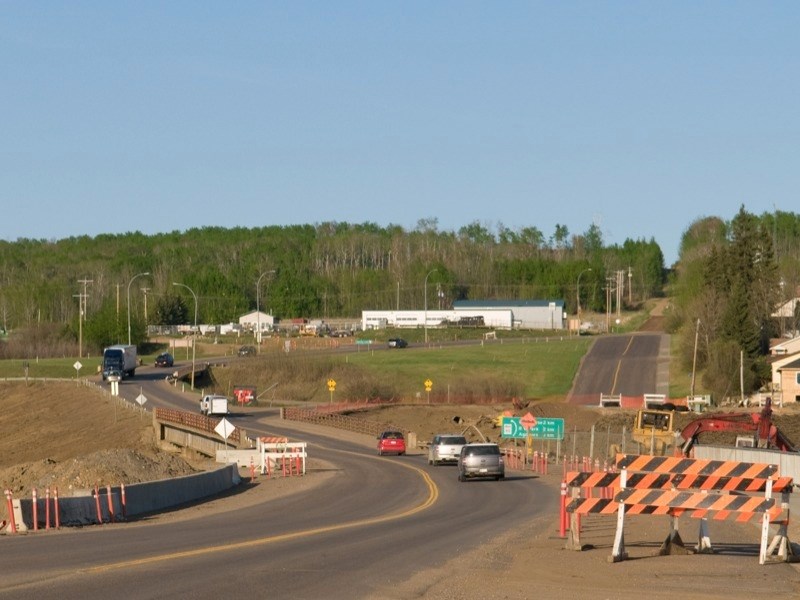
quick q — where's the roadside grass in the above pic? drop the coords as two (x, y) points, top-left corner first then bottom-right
(211, 337), (593, 404)
(0, 356), (102, 380)
(668, 333), (710, 399)
(344, 339), (591, 399)
(0, 330), (594, 404)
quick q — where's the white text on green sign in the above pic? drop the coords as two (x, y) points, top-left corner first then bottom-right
(501, 416), (565, 440)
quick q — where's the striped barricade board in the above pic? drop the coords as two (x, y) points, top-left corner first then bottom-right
(565, 470), (793, 494)
(615, 454), (779, 480)
(564, 453), (794, 564)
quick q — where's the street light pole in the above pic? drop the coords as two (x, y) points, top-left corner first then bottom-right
(173, 282), (198, 390)
(424, 269), (437, 344)
(127, 272), (150, 346)
(256, 270), (276, 352)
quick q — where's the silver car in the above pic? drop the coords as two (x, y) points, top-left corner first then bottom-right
(428, 434), (467, 466)
(458, 443), (505, 481)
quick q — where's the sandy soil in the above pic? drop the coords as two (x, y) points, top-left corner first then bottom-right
(2, 381), (800, 599)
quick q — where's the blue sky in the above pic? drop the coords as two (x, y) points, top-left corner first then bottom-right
(2, 2), (799, 265)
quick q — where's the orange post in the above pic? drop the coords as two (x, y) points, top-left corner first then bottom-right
(106, 485), (115, 523)
(93, 484), (103, 525)
(45, 487), (51, 530)
(54, 487), (60, 529)
(32, 488), (38, 532)
(5, 489), (17, 534)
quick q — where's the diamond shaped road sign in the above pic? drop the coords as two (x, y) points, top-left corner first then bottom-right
(520, 412), (537, 431)
(215, 418), (235, 440)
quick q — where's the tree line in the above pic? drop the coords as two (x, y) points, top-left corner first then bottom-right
(669, 206), (800, 402)
(0, 219), (665, 356)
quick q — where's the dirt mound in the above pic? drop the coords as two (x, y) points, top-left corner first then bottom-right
(0, 382), (208, 519)
(0, 448), (199, 498)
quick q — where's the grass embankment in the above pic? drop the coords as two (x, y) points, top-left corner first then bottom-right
(0, 332), (593, 406)
(214, 337), (592, 404)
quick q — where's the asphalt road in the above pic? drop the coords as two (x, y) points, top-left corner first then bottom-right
(0, 366), (556, 600)
(568, 332), (670, 405)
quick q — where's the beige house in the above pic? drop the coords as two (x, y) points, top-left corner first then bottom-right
(770, 352), (800, 390)
(777, 357), (800, 404)
(770, 335), (800, 356)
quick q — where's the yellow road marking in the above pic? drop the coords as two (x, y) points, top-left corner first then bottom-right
(86, 454), (438, 574)
(610, 336), (635, 395)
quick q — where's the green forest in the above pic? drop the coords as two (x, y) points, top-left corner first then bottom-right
(0, 219), (663, 353)
(3, 207), (800, 403)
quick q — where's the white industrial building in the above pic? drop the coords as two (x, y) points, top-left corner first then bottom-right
(361, 299), (566, 331)
(453, 300), (566, 330)
(238, 310), (275, 332)
(362, 309), (513, 331)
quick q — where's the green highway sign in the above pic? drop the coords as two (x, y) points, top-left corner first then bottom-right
(501, 416), (565, 440)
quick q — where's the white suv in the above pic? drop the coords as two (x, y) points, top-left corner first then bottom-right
(428, 434), (467, 466)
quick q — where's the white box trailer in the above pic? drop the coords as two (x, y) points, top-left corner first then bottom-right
(200, 395), (229, 416)
(102, 344), (138, 381)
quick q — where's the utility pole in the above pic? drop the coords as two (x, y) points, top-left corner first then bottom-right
(628, 267), (633, 305)
(690, 319), (700, 397)
(141, 287), (150, 325)
(115, 283), (122, 316)
(76, 278), (93, 358)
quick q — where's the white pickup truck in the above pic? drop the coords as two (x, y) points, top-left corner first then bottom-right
(200, 394), (229, 416)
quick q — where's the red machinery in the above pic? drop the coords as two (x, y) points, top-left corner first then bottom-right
(679, 397), (797, 456)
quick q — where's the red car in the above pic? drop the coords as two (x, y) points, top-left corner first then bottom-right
(377, 430), (406, 456)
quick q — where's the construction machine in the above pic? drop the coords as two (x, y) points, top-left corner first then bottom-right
(631, 408), (677, 455)
(678, 397), (797, 456)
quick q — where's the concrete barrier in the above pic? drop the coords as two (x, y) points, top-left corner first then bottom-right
(14, 464), (241, 527)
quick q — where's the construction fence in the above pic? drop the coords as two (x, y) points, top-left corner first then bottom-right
(516, 424), (680, 466)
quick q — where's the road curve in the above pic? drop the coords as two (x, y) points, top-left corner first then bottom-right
(1, 376), (556, 599)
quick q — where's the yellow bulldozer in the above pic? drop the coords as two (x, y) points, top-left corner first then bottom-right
(633, 409), (676, 455)
(609, 408), (677, 457)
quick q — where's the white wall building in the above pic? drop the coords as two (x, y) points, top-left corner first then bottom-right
(239, 310), (274, 332)
(361, 299), (567, 331)
(362, 309), (514, 330)
(452, 300), (567, 330)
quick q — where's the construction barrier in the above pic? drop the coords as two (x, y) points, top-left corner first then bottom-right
(564, 453), (794, 564)
(257, 437), (307, 477)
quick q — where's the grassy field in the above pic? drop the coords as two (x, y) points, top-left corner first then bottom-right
(0, 300), (683, 404)
(341, 338), (592, 400)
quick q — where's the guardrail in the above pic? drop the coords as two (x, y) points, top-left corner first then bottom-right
(154, 407), (243, 444)
(282, 406), (416, 448)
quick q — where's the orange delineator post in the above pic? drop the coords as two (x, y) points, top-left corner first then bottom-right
(106, 485), (115, 523)
(5, 489), (17, 534)
(54, 487), (60, 529)
(45, 487), (51, 530)
(93, 484), (102, 525)
(32, 488), (38, 532)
